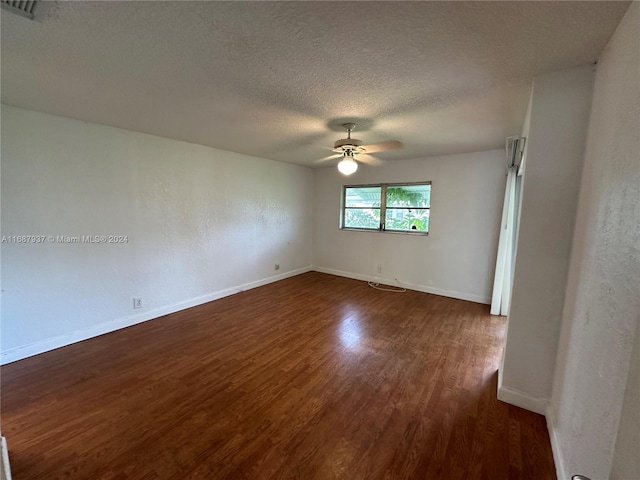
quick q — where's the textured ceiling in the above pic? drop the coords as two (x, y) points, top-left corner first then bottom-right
(1, 1), (630, 167)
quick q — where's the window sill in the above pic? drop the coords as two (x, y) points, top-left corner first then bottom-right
(340, 227), (429, 236)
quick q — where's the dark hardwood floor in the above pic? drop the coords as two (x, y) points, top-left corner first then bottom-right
(1, 272), (556, 479)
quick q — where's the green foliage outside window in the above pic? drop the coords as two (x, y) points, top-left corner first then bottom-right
(344, 209), (381, 229)
(342, 183), (431, 233)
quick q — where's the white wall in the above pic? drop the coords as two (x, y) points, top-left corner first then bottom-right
(497, 88), (532, 384)
(313, 150), (505, 304)
(499, 65), (594, 414)
(547, 4), (640, 479)
(0, 105), (314, 363)
(611, 328), (640, 480)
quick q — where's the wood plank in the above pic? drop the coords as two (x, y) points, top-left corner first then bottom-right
(1, 272), (556, 479)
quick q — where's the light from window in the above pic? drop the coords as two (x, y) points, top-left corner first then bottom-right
(342, 182), (431, 234)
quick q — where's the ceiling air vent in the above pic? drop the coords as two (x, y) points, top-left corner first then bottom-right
(1, 0), (38, 20)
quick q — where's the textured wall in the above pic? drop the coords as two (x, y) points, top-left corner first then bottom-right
(313, 150), (505, 304)
(1, 105), (314, 360)
(611, 328), (640, 480)
(549, 4), (640, 479)
(500, 65), (594, 413)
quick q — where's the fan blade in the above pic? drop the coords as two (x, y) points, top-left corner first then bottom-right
(364, 140), (403, 154)
(314, 153), (341, 164)
(357, 153), (384, 166)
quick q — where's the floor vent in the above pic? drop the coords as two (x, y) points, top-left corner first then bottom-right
(1, 0), (38, 20)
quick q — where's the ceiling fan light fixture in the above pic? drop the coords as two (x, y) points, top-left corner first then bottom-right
(324, 121), (400, 172)
(337, 152), (358, 175)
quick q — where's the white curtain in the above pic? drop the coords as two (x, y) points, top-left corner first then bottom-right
(490, 166), (519, 315)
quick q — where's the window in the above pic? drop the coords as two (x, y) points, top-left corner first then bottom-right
(342, 182), (431, 234)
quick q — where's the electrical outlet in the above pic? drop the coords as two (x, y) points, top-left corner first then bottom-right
(376, 264), (382, 274)
(274, 264), (280, 271)
(133, 297), (143, 309)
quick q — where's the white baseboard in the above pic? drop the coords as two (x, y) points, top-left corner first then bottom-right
(311, 266), (491, 305)
(0, 266), (311, 365)
(1, 436), (11, 480)
(497, 385), (549, 415)
(1, 266), (488, 364)
(546, 405), (567, 480)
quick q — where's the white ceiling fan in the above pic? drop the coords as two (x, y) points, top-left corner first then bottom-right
(324, 123), (402, 175)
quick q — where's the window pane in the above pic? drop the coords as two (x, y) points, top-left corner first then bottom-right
(385, 208), (429, 232)
(345, 186), (382, 208)
(344, 208), (380, 229)
(385, 184), (430, 208)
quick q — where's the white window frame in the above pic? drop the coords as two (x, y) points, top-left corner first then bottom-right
(340, 182), (431, 235)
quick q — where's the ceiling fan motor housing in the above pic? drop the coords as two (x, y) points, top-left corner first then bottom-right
(334, 137), (365, 153)
(334, 122), (366, 154)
